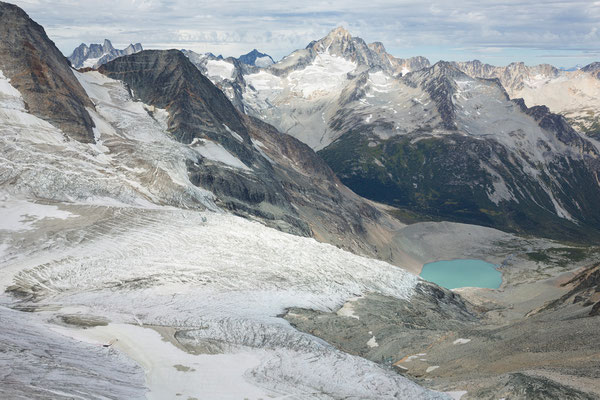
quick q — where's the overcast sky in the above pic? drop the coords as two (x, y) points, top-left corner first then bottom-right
(11, 0), (600, 67)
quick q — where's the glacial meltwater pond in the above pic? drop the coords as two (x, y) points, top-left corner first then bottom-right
(420, 259), (502, 289)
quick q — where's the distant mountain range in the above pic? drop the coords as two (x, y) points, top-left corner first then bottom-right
(69, 35), (600, 142)
(68, 39), (142, 69)
(560, 64), (583, 71)
(452, 60), (600, 139)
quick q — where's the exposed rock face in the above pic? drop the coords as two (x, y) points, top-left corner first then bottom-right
(368, 41), (430, 76)
(471, 373), (599, 400)
(538, 263), (600, 317)
(403, 61), (462, 130)
(0, 1), (95, 142)
(68, 39), (143, 69)
(286, 281), (480, 360)
(238, 49), (274, 67)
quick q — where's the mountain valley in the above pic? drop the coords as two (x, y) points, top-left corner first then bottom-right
(0, 1), (599, 399)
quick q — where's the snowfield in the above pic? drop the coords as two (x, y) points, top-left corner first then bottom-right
(0, 69), (448, 398)
(243, 53), (360, 150)
(205, 59), (236, 81)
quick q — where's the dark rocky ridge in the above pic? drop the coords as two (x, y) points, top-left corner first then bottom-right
(100, 50), (249, 145)
(0, 1), (95, 142)
(99, 50), (308, 234)
(403, 61), (463, 130)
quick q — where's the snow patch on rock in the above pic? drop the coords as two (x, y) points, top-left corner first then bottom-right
(367, 335), (379, 348)
(453, 338), (471, 345)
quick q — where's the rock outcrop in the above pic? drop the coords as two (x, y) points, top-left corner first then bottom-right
(0, 1), (95, 142)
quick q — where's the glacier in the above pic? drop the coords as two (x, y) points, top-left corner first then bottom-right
(0, 67), (448, 398)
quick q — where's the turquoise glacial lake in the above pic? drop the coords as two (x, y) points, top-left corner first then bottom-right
(420, 259), (502, 289)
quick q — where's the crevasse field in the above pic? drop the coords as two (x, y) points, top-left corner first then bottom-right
(0, 69), (448, 399)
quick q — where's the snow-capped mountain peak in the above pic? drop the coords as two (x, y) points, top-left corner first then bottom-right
(265, 27), (429, 79)
(307, 26), (369, 64)
(329, 25), (352, 38)
(320, 26), (353, 45)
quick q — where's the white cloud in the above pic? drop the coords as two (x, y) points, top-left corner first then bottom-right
(9, 0), (600, 67)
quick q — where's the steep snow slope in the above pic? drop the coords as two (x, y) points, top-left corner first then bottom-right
(205, 58), (236, 81)
(244, 53), (358, 149)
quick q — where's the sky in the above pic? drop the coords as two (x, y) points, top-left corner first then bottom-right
(11, 0), (600, 68)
